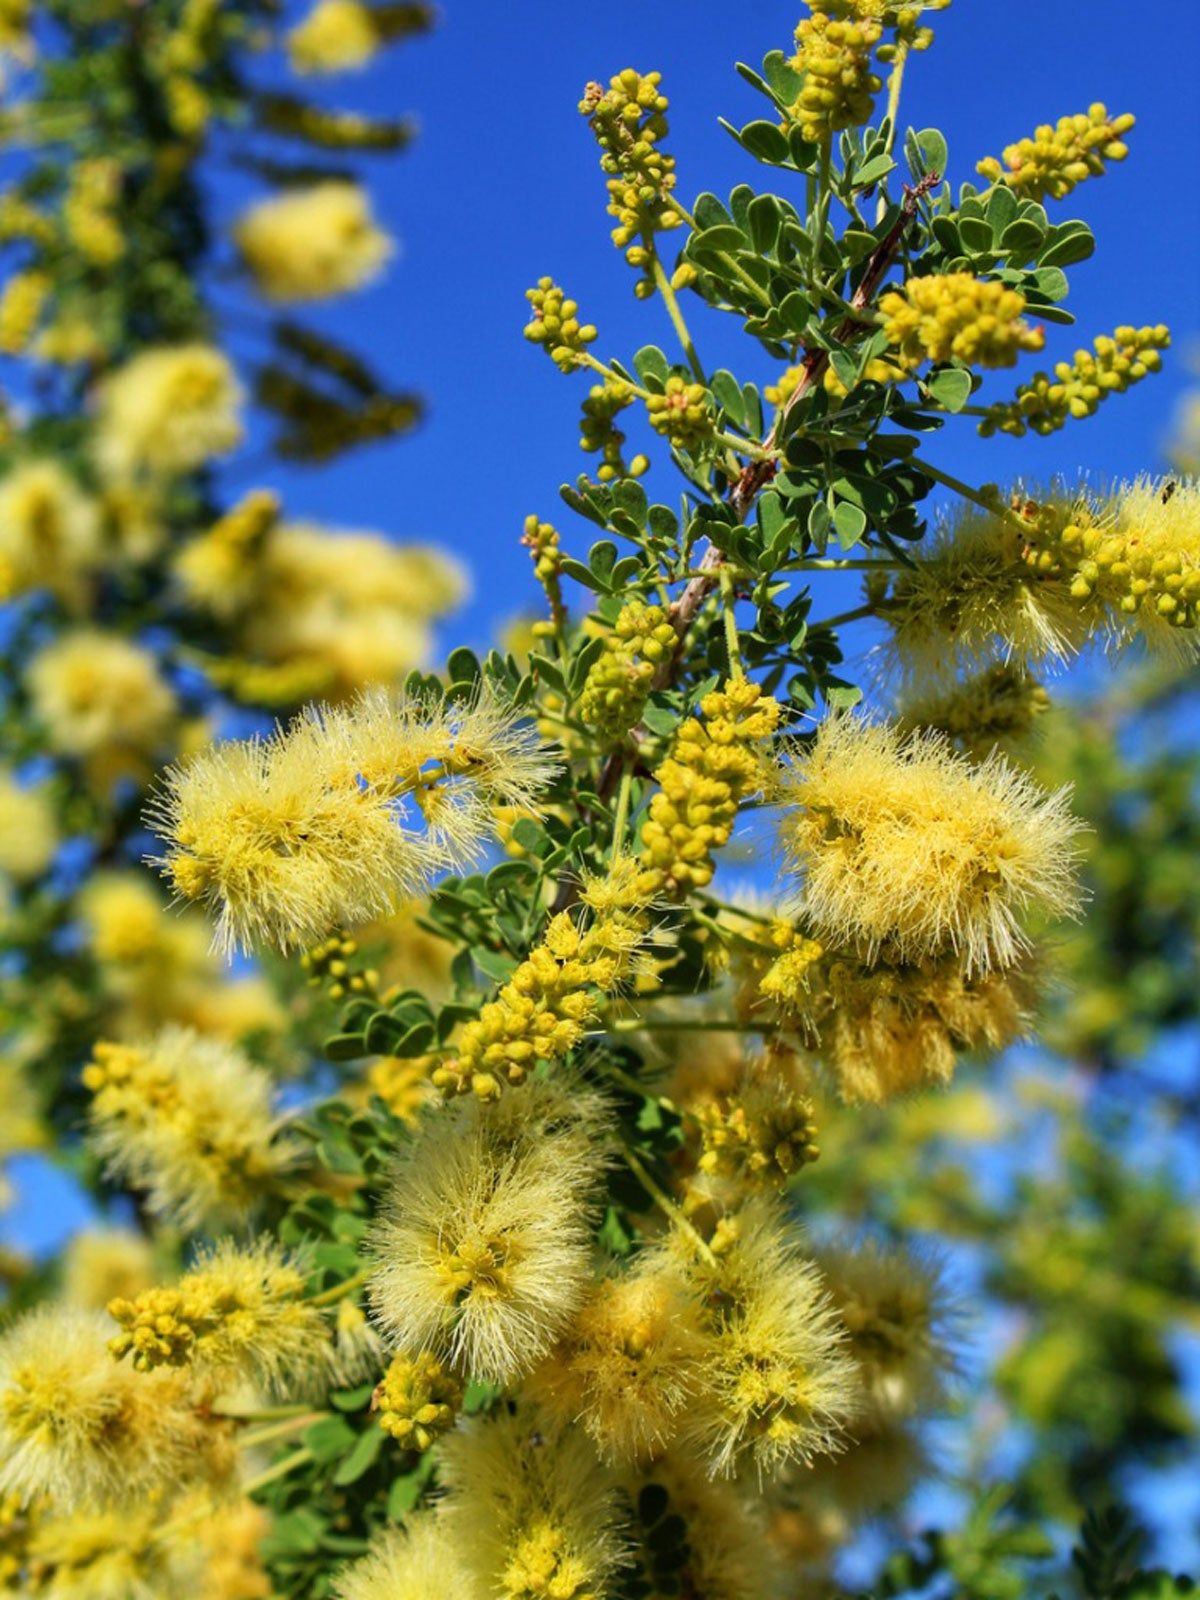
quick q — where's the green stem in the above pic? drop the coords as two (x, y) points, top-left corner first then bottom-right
(620, 1141), (716, 1267)
(918, 457), (1028, 532)
(243, 1447), (315, 1497)
(811, 602), (878, 631)
(308, 1266), (371, 1308)
(882, 44), (909, 157)
(720, 567), (744, 680)
(664, 195), (772, 309)
(596, 1057), (684, 1118)
(213, 1402), (313, 1423)
(603, 1016), (781, 1035)
(811, 139), (834, 286)
(238, 1413), (327, 1451)
(652, 252), (705, 382)
(712, 428), (773, 462)
(609, 766), (633, 860)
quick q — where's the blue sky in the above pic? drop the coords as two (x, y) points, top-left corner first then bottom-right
(213, 0), (1200, 653)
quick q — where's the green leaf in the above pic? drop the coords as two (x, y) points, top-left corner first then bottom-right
(1038, 221), (1095, 268)
(446, 645), (480, 686)
(510, 817), (544, 852)
(906, 126), (948, 179)
(1031, 265), (1069, 302)
(999, 218), (1046, 258)
(387, 1455), (435, 1518)
(736, 120), (791, 166)
(922, 366), (973, 412)
(303, 1415), (356, 1463)
(855, 153), (895, 187)
(330, 1383), (375, 1412)
(323, 1033), (365, 1062)
(632, 345), (670, 387)
(332, 1425), (385, 1486)
(825, 682), (863, 710)
(833, 501), (867, 548)
(690, 224), (747, 256)
(760, 49), (803, 104)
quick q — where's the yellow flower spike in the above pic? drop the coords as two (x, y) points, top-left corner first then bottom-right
(979, 324), (1170, 438)
(579, 68), (681, 295)
(977, 104), (1136, 203)
(287, 0), (380, 75)
(93, 344), (243, 479)
(579, 602), (677, 744)
(638, 678), (781, 898)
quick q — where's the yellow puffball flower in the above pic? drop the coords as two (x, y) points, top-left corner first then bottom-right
(0, 1306), (224, 1510)
(150, 685), (554, 955)
(777, 715), (1084, 974)
(0, 459), (102, 603)
(94, 344), (243, 479)
(439, 1407), (627, 1600)
(60, 1228), (158, 1312)
(83, 1027), (296, 1231)
(333, 1515), (475, 1600)
(26, 629), (176, 766)
(0, 766), (57, 881)
(234, 182), (392, 303)
(108, 1238), (332, 1397)
(287, 0), (380, 76)
(368, 1081), (609, 1383)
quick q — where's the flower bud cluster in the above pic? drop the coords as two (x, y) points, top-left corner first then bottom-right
(638, 679), (781, 895)
(879, 273), (1045, 369)
(898, 662), (1051, 758)
(645, 375), (714, 451)
(375, 1350), (463, 1451)
(977, 104), (1135, 203)
(523, 278), (598, 373)
(0, 271), (49, 355)
(979, 325), (1170, 437)
(695, 1072), (820, 1186)
(579, 603), (677, 744)
(434, 860), (655, 1100)
(579, 69), (681, 296)
(790, 7), (883, 144)
(301, 931), (380, 1002)
(580, 378), (648, 482)
(1019, 494), (1200, 635)
(522, 513), (567, 630)
(63, 159), (125, 268)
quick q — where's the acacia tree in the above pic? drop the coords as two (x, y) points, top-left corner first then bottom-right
(0, 4), (1197, 1599)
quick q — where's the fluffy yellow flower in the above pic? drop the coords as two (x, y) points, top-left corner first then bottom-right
(660, 1199), (859, 1479)
(287, 0), (380, 75)
(80, 870), (210, 990)
(236, 522), (466, 692)
(0, 1307), (222, 1510)
(814, 1240), (957, 1425)
(0, 766), (57, 881)
(94, 344), (243, 479)
(0, 459), (101, 602)
(368, 1082), (607, 1383)
(83, 1027), (295, 1230)
(625, 1457), (783, 1600)
(108, 1238), (332, 1396)
(24, 1501), (204, 1600)
(150, 686), (555, 954)
(531, 1263), (705, 1464)
(26, 630), (177, 766)
(896, 662), (1051, 758)
(236, 182), (392, 303)
(439, 1408), (627, 1600)
(60, 1228), (158, 1312)
(333, 1514), (475, 1600)
(777, 716), (1084, 974)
